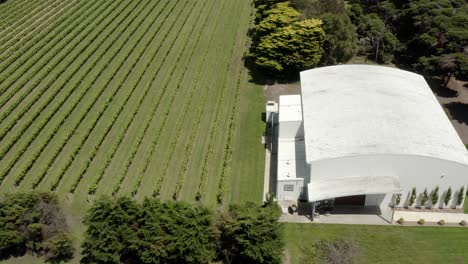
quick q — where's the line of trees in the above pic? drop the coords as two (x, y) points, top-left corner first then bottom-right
(349, 0), (468, 86)
(248, 0), (468, 85)
(401, 186), (466, 209)
(81, 196), (284, 264)
(0, 192), (74, 262)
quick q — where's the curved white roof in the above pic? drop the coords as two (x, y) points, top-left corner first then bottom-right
(300, 65), (468, 165)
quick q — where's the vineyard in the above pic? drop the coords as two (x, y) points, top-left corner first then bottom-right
(0, 0), (265, 210)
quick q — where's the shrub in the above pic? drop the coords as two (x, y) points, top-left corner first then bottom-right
(417, 219), (425, 225)
(460, 220), (466, 226)
(409, 187), (417, 206)
(444, 187), (452, 207)
(395, 194), (401, 207)
(431, 186), (439, 206)
(438, 220), (445, 226)
(456, 186), (465, 206)
(421, 188), (428, 207)
(0, 192), (73, 261)
(397, 217), (405, 224)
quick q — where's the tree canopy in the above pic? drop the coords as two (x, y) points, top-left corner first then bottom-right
(218, 201), (284, 264)
(251, 18), (325, 75)
(81, 196), (284, 264)
(0, 192), (74, 262)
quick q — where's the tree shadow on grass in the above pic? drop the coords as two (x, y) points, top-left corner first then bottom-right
(243, 55), (300, 85)
(445, 102), (468, 125)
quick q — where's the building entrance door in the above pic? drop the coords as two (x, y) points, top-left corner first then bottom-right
(334, 195), (366, 206)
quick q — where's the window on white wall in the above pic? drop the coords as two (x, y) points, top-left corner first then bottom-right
(284, 185), (294, 191)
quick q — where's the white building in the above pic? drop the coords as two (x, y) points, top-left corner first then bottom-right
(275, 65), (468, 211)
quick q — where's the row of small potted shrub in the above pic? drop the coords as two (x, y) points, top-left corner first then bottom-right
(394, 186), (466, 209)
(397, 217), (467, 226)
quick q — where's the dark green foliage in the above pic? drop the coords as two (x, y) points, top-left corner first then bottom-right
(457, 186), (465, 206)
(444, 187), (452, 206)
(421, 188), (428, 207)
(81, 196), (140, 264)
(350, 0), (468, 81)
(291, 0), (357, 65)
(395, 194), (401, 206)
(431, 186), (439, 206)
(218, 201), (283, 264)
(351, 11), (399, 63)
(409, 187), (416, 206)
(291, 0), (346, 18)
(81, 196), (217, 264)
(0, 192), (73, 262)
(319, 13), (358, 65)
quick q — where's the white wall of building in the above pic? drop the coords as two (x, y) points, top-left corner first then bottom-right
(279, 121), (303, 138)
(277, 179), (304, 201)
(310, 154), (468, 208)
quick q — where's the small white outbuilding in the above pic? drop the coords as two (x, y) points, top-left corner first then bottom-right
(276, 65), (468, 211)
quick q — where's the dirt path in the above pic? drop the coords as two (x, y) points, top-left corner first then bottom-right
(435, 78), (468, 144)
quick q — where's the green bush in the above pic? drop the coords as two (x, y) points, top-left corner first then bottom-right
(0, 192), (73, 261)
(438, 220), (445, 226)
(397, 217), (404, 225)
(409, 188), (417, 207)
(444, 187), (452, 207)
(417, 219), (425, 225)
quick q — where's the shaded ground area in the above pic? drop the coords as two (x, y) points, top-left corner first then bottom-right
(434, 78), (468, 144)
(264, 82), (301, 103)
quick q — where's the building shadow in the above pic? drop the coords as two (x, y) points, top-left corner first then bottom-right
(445, 102), (468, 125)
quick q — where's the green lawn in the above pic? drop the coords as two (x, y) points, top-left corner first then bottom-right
(285, 223), (468, 264)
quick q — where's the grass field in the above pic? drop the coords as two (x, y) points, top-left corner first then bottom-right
(285, 223), (468, 264)
(0, 0), (265, 213)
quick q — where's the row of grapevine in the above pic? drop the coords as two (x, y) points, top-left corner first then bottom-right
(29, 0), (144, 189)
(0, 0), (73, 55)
(0, 0), (50, 35)
(67, 0), (170, 193)
(0, 0), (122, 185)
(0, 0), (118, 155)
(8, 0), (140, 187)
(0, 0), (104, 109)
(0, 0), (109, 113)
(117, 0), (213, 197)
(195, 48), (236, 202)
(0, 0), (95, 92)
(46, 0), (158, 191)
(172, 0), (231, 200)
(124, 0), (217, 197)
(85, 0), (187, 196)
(216, 73), (242, 204)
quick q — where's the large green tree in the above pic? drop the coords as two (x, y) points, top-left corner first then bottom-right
(252, 19), (325, 75)
(351, 10), (399, 63)
(218, 202), (283, 264)
(253, 2), (300, 42)
(81, 196), (217, 264)
(0, 192), (73, 262)
(319, 13), (358, 65)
